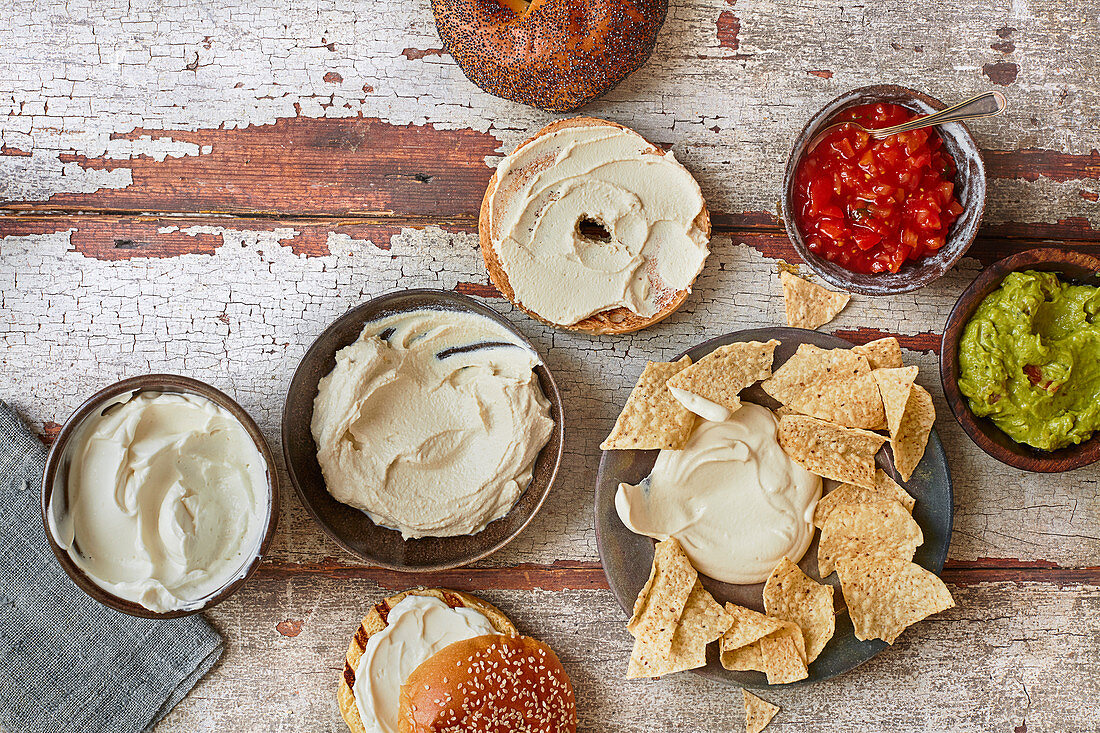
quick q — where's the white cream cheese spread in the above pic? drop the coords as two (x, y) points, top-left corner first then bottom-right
(488, 123), (710, 325)
(353, 594), (498, 733)
(52, 391), (269, 612)
(615, 403), (821, 585)
(311, 308), (554, 539)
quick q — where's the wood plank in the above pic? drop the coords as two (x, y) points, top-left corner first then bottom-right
(4, 220), (1099, 569)
(10, 117), (504, 219)
(254, 557), (1100, 589)
(3, 214), (1097, 265)
(6, 0), (1100, 729)
(155, 577), (1100, 732)
(3, 0), (1100, 238)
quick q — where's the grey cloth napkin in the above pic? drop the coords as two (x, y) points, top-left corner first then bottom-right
(0, 401), (224, 733)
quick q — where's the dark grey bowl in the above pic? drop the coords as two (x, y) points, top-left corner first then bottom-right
(282, 289), (564, 572)
(595, 328), (955, 687)
(781, 84), (987, 295)
(41, 375), (280, 619)
(941, 248), (1100, 472)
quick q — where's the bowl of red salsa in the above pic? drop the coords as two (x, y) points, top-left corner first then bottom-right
(782, 85), (987, 294)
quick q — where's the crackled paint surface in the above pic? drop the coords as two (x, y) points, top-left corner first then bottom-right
(2, 0), (1100, 730)
(1, 0), (1099, 228)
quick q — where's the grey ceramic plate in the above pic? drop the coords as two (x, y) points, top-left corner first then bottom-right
(594, 327), (954, 687)
(283, 289), (565, 572)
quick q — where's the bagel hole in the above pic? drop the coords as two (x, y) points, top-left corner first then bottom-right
(577, 217), (612, 243)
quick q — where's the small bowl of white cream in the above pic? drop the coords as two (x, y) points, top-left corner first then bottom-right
(41, 375), (279, 618)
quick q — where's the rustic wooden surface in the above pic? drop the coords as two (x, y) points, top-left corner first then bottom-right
(2, 0), (1099, 730)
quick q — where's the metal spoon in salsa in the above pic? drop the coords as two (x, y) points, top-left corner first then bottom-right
(792, 102), (965, 275)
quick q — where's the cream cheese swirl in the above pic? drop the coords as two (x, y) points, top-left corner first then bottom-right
(311, 308), (554, 539)
(53, 391), (269, 612)
(488, 123), (710, 326)
(616, 403), (821, 585)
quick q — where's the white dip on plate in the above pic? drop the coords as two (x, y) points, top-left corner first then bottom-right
(615, 403), (821, 584)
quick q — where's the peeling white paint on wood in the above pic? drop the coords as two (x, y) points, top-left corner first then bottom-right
(2, 227), (1097, 569)
(1, 0), (1099, 226)
(4, 0), (1100, 729)
(156, 580), (1100, 732)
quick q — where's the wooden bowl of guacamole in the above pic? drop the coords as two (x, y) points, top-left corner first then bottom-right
(941, 248), (1100, 472)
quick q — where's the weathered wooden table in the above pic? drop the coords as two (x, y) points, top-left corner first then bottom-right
(2, 0), (1098, 730)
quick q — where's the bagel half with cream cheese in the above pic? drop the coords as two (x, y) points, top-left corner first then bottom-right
(480, 117), (711, 334)
(431, 0), (667, 111)
(338, 588), (516, 733)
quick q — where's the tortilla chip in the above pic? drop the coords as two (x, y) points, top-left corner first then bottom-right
(763, 345), (868, 403)
(627, 537), (694, 632)
(813, 470), (915, 529)
(721, 643), (764, 671)
(665, 580), (733, 671)
(725, 623), (808, 680)
(873, 366), (919, 436)
(719, 604), (783, 672)
(665, 340), (780, 416)
(853, 337), (904, 370)
(762, 557), (835, 663)
(602, 357), (695, 450)
(720, 604), (780, 646)
(626, 538), (697, 678)
(891, 384), (936, 481)
(793, 370), (885, 429)
(817, 500), (924, 577)
(780, 271), (850, 330)
(743, 690), (780, 733)
(759, 633), (809, 685)
(763, 346), (882, 429)
(720, 610), (806, 678)
(777, 414), (886, 488)
(767, 620), (807, 664)
(836, 555), (955, 644)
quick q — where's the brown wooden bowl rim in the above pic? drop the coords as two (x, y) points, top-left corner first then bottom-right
(939, 247), (1100, 472)
(40, 374), (281, 619)
(281, 288), (565, 572)
(781, 83), (987, 295)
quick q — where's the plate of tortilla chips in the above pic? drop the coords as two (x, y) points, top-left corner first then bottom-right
(594, 327), (954, 687)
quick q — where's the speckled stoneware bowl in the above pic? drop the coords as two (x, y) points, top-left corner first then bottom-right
(282, 289), (565, 572)
(41, 374), (280, 619)
(941, 248), (1100, 472)
(595, 327), (954, 687)
(782, 84), (987, 295)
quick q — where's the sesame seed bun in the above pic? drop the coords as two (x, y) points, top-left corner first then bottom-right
(398, 634), (578, 733)
(480, 116), (711, 335)
(337, 588), (517, 733)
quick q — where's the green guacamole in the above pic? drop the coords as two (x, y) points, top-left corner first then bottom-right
(958, 269), (1100, 451)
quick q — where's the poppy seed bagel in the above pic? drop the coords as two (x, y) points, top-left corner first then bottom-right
(431, 0), (668, 112)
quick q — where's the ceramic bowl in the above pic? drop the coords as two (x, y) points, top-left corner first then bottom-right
(41, 374), (280, 618)
(781, 84), (987, 295)
(940, 248), (1100, 471)
(282, 289), (564, 571)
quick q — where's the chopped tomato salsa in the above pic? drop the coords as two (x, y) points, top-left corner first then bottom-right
(792, 103), (965, 274)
